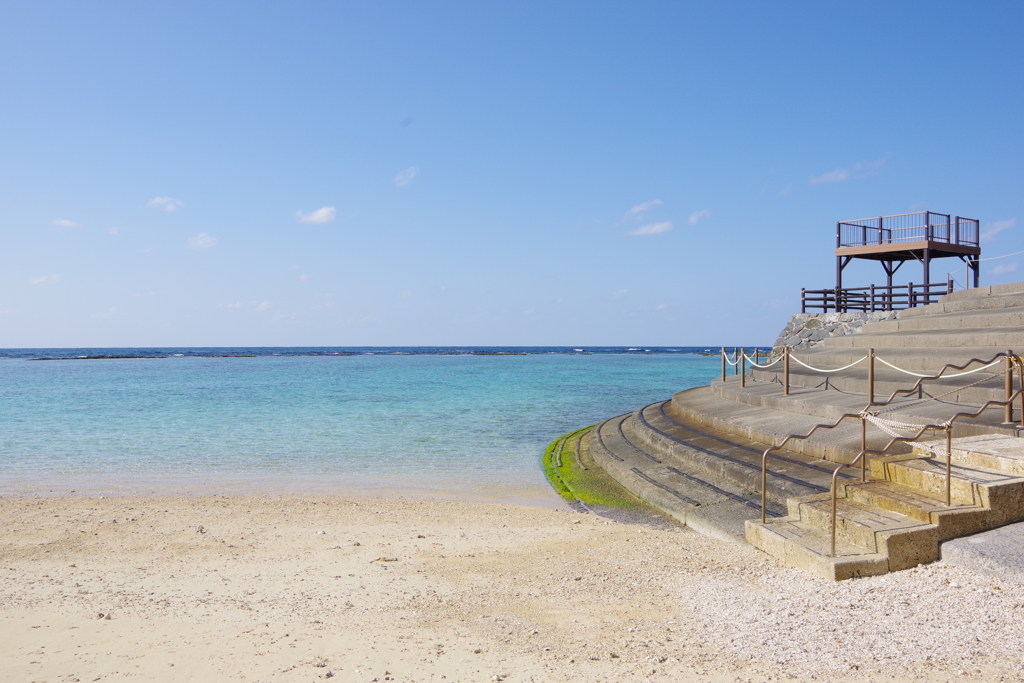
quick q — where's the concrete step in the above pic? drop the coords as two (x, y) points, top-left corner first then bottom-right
(898, 288), (1024, 318)
(794, 495), (940, 570)
(584, 412), (788, 544)
(626, 402), (841, 497)
(711, 374), (1017, 442)
(869, 453), (1024, 524)
(842, 479), (991, 541)
(743, 517), (890, 581)
(763, 346), (1011, 373)
(823, 327), (1024, 349)
(668, 385), (912, 463)
(911, 433), (1024, 477)
(867, 306), (1024, 333)
(936, 281), (1024, 304)
(746, 361), (1008, 407)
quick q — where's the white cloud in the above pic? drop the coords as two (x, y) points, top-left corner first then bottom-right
(627, 221), (673, 236)
(186, 233), (218, 250)
(778, 185), (793, 196)
(688, 209), (711, 225)
(135, 291), (157, 297)
(981, 218), (1016, 243)
(809, 157), (888, 184)
(298, 274), (313, 282)
(91, 307), (118, 321)
(809, 168), (849, 184)
(148, 197), (184, 212)
(991, 262), (1019, 275)
(626, 199), (662, 218)
(394, 167), (419, 188)
(612, 289), (629, 299)
(107, 227), (119, 235)
(255, 301), (272, 311)
(220, 302), (242, 309)
(51, 218), (79, 227)
(656, 303), (676, 310)
(29, 274), (60, 286)
(296, 206), (336, 224)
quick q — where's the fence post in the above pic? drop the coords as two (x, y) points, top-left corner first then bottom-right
(909, 282), (915, 308)
(870, 284), (875, 311)
(740, 349), (746, 388)
(1018, 355), (1024, 428)
(1005, 352), (1014, 424)
(945, 427), (953, 507)
(721, 347), (726, 382)
(868, 348), (875, 405)
(861, 417), (867, 482)
(947, 276), (953, 295)
(801, 288), (806, 314)
(784, 347), (790, 396)
(733, 348), (739, 376)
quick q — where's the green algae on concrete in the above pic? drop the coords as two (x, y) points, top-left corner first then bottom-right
(544, 426), (674, 526)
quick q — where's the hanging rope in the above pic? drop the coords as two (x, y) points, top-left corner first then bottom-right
(743, 353), (784, 368)
(861, 413), (934, 440)
(875, 357), (1002, 378)
(789, 355), (868, 373)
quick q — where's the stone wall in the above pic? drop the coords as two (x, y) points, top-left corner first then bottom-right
(770, 311), (899, 355)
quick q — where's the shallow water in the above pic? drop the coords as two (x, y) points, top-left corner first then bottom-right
(0, 348), (732, 499)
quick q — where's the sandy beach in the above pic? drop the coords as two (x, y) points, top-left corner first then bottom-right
(2, 494), (1023, 683)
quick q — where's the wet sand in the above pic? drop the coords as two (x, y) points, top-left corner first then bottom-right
(2, 494), (1023, 683)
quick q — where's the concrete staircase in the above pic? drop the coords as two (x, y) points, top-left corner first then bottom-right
(583, 281), (1024, 579)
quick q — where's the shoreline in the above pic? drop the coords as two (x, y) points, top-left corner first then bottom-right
(3, 493), (1023, 682)
(0, 471), (570, 509)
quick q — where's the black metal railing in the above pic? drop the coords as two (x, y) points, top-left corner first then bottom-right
(838, 212), (979, 249)
(801, 280), (953, 313)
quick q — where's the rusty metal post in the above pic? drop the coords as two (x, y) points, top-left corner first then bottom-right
(1005, 352), (1014, 424)
(721, 347), (726, 382)
(740, 349), (746, 388)
(783, 347), (790, 396)
(861, 417), (867, 482)
(1018, 357), (1024, 428)
(945, 427), (953, 507)
(868, 348), (875, 406)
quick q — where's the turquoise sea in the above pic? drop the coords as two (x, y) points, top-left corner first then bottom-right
(0, 347), (749, 501)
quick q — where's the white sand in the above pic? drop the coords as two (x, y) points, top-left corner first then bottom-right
(2, 494), (1023, 682)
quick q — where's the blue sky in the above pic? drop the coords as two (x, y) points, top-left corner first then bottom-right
(2, 1), (1022, 347)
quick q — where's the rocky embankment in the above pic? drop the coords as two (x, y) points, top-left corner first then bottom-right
(771, 311), (899, 355)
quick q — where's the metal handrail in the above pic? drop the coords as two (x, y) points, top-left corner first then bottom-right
(759, 350), (1020, 524)
(828, 387), (1024, 557)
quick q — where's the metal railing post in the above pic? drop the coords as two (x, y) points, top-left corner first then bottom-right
(868, 348), (875, 405)
(1018, 357), (1024, 429)
(1005, 351), (1014, 424)
(783, 347), (790, 396)
(801, 288), (806, 314)
(861, 417), (867, 482)
(721, 347), (726, 382)
(945, 427), (953, 507)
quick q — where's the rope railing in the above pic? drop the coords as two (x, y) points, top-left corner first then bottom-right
(828, 387), (1024, 557)
(720, 346), (1013, 393)
(789, 354), (869, 373)
(756, 350), (1024, 529)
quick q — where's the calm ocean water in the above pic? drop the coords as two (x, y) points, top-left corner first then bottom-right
(0, 347), (757, 499)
